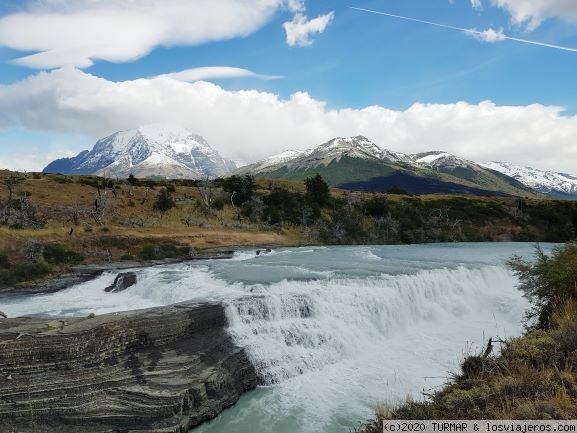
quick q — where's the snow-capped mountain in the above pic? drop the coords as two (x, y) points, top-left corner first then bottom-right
(44, 125), (236, 179)
(410, 151), (473, 169)
(235, 136), (410, 175)
(481, 162), (577, 199)
(239, 150), (314, 175)
(234, 136), (540, 197)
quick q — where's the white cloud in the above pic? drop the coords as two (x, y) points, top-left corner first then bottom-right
(283, 12), (334, 47)
(162, 67), (282, 82)
(491, 0), (577, 30)
(466, 27), (506, 42)
(470, 0), (483, 11)
(0, 0), (300, 69)
(285, 0), (305, 13)
(1, 68), (577, 174)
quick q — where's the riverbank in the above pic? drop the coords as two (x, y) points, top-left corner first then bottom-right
(358, 242), (577, 431)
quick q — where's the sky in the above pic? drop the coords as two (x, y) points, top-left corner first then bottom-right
(0, 0), (576, 173)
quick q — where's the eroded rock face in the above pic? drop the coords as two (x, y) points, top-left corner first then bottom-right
(104, 271), (138, 293)
(0, 302), (257, 432)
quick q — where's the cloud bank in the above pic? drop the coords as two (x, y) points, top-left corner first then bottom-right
(0, 0), (333, 69)
(1, 68), (576, 173)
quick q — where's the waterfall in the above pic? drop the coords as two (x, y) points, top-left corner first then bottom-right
(225, 265), (526, 385)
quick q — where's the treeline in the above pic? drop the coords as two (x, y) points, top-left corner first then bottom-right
(2, 171), (577, 245)
(225, 173), (577, 244)
(5, 171), (577, 244)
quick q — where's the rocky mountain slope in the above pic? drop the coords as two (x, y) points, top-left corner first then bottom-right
(235, 137), (539, 197)
(481, 161), (577, 199)
(44, 125), (236, 179)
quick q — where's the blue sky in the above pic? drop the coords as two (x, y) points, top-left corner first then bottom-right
(0, 0), (577, 172)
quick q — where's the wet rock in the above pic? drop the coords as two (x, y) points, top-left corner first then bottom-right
(0, 311), (6, 319)
(104, 272), (137, 293)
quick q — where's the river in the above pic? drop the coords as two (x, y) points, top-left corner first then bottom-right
(1, 243), (552, 433)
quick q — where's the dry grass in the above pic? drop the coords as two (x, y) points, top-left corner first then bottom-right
(0, 173), (304, 288)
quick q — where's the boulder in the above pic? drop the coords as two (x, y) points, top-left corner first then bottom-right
(104, 271), (137, 293)
(0, 311), (6, 319)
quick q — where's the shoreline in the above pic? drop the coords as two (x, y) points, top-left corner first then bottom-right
(0, 244), (283, 299)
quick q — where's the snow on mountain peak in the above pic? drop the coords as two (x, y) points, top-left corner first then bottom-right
(44, 125), (235, 179)
(106, 124), (210, 155)
(481, 161), (577, 197)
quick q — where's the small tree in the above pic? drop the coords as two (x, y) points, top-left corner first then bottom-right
(127, 174), (138, 186)
(305, 174), (331, 208)
(508, 242), (577, 329)
(222, 175), (255, 206)
(154, 188), (176, 213)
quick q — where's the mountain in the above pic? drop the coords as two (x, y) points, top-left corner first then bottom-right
(44, 125), (236, 179)
(235, 137), (539, 197)
(481, 162), (577, 199)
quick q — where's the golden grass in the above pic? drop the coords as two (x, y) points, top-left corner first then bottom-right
(0, 173), (304, 269)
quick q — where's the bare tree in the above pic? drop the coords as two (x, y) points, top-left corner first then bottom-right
(196, 177), (215, 210)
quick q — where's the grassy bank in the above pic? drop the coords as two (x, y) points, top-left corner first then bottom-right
(358, 243), (577, 431)
(1, 170), (577, 289)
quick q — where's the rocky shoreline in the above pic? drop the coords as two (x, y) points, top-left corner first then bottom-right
(0, 301), (257, 433)
(0, 248), (237, 298)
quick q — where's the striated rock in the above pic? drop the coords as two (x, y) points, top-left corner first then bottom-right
(104, 271), (137, 293)
(0, 302), (257, 432)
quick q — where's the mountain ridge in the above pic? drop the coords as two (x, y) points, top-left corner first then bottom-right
(234, 136), (541, 198)
(44, 129), (577, 199)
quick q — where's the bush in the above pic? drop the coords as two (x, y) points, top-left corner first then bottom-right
(508, 242), (577, 328)
(43, 244), (85, 265)
(165, 183), (176, 193)
(222, 175), (255, 205)
(0, 253), (10, 269)
(0, 262), (52, 286)
(138, 241), (189, 260)
(153, 188), (176, 212)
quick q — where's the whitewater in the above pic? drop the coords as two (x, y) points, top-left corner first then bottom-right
(0, 243), (552, 433)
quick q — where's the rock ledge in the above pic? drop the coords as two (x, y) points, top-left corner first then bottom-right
(0, 302), (257, 432)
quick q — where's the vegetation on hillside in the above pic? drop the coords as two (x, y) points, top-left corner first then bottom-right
(1, 169), (577, 288)
(358, 242), (577, 431)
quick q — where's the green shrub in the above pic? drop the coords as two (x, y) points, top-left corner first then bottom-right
(138, 241), (188, 261)
(153, 188), (176, 212)
(508, 242), (577, 328)
(0, 262), (52, 286)
(43, 244), (85, 265)
(0, 253), (10, 269)
(165, 183), (176, 193)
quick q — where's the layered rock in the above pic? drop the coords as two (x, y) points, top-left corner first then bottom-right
(0, 302), (257, 432)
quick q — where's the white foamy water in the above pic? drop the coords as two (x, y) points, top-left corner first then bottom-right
(0, 243), (552, 433)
